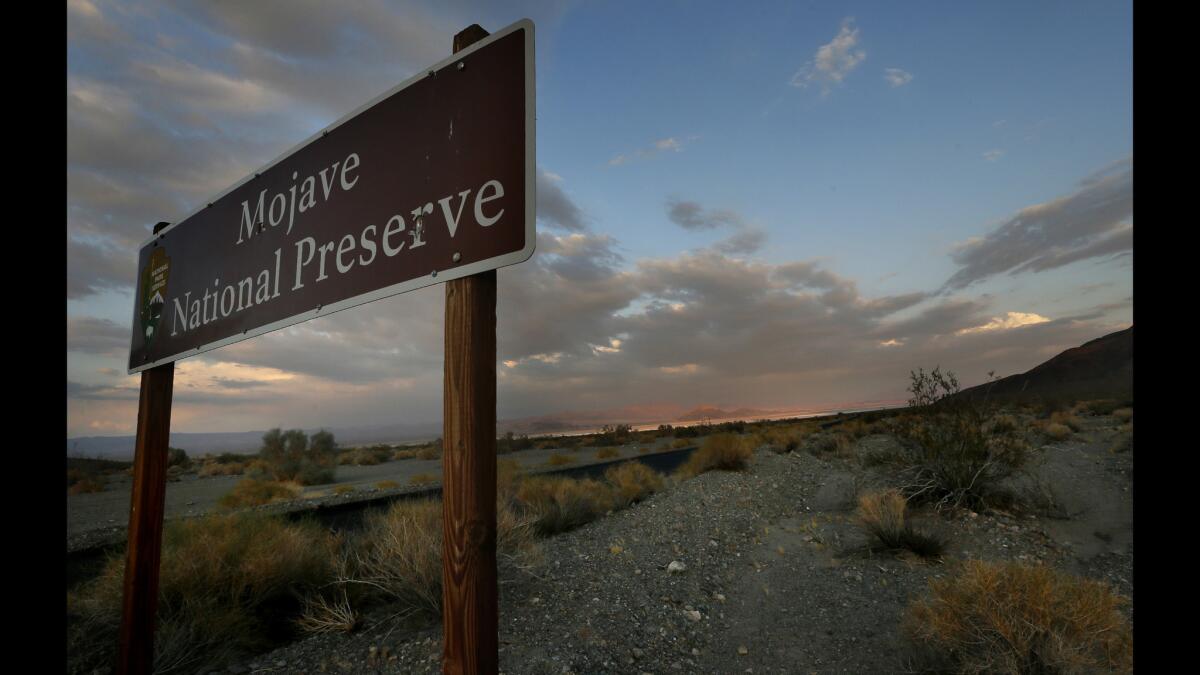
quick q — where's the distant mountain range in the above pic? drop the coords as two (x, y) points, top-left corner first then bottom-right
(957, 326), (1133, 403)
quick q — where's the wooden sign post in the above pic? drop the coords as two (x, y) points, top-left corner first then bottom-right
(441, 25), (500, 675)
(117, 222), (175, 675)
(113, 20), (531, 674)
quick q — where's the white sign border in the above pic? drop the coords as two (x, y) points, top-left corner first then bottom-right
(128, 19), (536, 375)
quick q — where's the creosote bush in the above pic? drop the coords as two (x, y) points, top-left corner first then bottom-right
(258, 428), (338, 486)
(855, 489), (945, 559)
(676, 433), (753, 479)
(1049, 411), (1084, 432)
(595, 446), (620, 459)
(894, 367), (1030, 510)
(903, 559), (1132, 674)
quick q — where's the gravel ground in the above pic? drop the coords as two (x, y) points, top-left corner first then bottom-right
(220, 413), (1133, 675)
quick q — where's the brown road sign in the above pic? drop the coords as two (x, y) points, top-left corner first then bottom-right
(127, 19), (535, 374)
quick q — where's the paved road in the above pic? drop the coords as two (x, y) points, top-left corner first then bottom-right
(67, 437), (678, 543)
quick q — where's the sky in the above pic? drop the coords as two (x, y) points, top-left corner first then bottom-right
(66, 0), (1133, 438)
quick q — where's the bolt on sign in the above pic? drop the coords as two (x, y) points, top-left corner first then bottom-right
(127, 19), (535, 373)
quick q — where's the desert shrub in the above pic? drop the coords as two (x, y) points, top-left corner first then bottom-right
(1112, 407), (1133, 423)
(673, 424), (703, 439)
(595, 423), (634, 446)
(339, 445), (393, 466)
(375, 480), (400, 490)
(393, 449), (417, 460)
(497, 458), (523, 500)
(1109, 430), (1132, 453)
(68, 475), (105, 495)
(903, 560), (1132, 674)
(515, 476), (616, 536)
(218, 478), (301, 509)
(416, 440), (442, 461)
(605, 461), (663, 507)
(759, 425), (807, 454)
(676, 433), (753, 479)
(258, 428), (338, 485)
(339, 498), (536, 616)
(1049, 411), (1084, 432)
(595, 446), (620, 460)
(498, 431), (534, 454)
(199, 461), (246, 477)
(671, 438), (692, 449)
(1043, 423), (1072, 441)
(892, 368), (1031, 510)
(409, 473), (437, 486)
(546, 452), (575, 466)
(856, 489), (946, 559)
(295, 591), (359, 635)
(166, 447), (191, 469)
(805, 432), (852, 457)
(638, 446), (652, 454)
(333, 485), (356, 495)
(533, 438), (560, 450)
(67, 513), (337, 674)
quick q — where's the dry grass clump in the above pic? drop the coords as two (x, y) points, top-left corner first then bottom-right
(546, 452), (575, 466)
(338, 445), (393, 466)
(605, 461), (664, 507)
(414, 440), (442, 461)
(68, 475), (105, 495)
(595, 446), (621, 460)
(1112, 407), (1133, 423)
(1109, 428), (1132, 453)
(198, 461), (247, 477)
(67, 513), (337, 674)
(855, 489), (946, 559)
(515, 476), (616, 536)
(806, 432), (853, 457)
(671, 438), (692, 449)
(638, 446), (652, 454)
(295, 591), (359, 635)
(333, 485), (356, 495)
(1042, 423), (1072, 441)
(676, 433), (753, 479)
(758, 425), (808, 454)
(1049, 411), (1084, 432)
(340, 499), (536, 616)
(409, 473), (437, 486)
(903, 559), (1132, 674)
(392, 449), (417, 460)
(218, 478), (301, 509)
(375, 480), (400, 490)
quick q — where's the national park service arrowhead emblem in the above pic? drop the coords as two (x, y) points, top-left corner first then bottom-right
(140, 247), (170, 348)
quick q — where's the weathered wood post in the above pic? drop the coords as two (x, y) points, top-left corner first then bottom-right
(441, 24), (500, 675)
(116, 221), (176, 675)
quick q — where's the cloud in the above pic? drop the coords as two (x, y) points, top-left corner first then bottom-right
(956, 311), (1051, 335)
(943, 158), (1132, 291)
(67, 317), (131, 355)
(609, 136), (695, 166)
(536, 169), (586, 231)
(666, 199), (766, 255)
(983, 149), (1005, 162)
(883, 68), (912, 87)
(790, 18), (866, 94)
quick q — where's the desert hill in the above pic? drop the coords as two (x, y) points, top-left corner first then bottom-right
(958, 326), (1132, 403)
